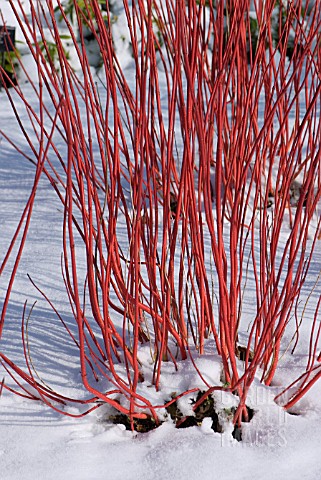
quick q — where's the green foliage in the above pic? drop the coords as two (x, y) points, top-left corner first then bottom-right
(2, 50), (20, 74)
(246, 1), (303, 61)
(271, 0), (297, 57)
(56, 0), (108, 24)
(248, 16), (259, 58)
(1, 41), (22, 77)
(36, 35), (71, 70)
(152, 16), (164, 50)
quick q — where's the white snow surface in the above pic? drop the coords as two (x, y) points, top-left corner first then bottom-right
(1, 1), (321, 479)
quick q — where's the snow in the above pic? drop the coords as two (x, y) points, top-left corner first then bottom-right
(1, 389), (321, 480)
(1, 1), (321, 479)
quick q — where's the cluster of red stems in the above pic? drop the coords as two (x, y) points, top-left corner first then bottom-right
(1, 0), (321, 429)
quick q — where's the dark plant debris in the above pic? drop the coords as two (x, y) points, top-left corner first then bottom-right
(166, 391), (222, 432)
(109, 413), (159, 433)
(232, 405), (255, 442)
(108, 390), (254, 440)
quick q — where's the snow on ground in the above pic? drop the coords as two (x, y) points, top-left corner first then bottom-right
(1, 373), (321, 480)
(1, 1), (321, 479)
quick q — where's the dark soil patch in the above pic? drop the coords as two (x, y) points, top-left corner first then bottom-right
(108, 391), (254, 440)
(109, 413), (159, 433)
(166, 390), (222, 432)
(232, 405), (255, 442)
